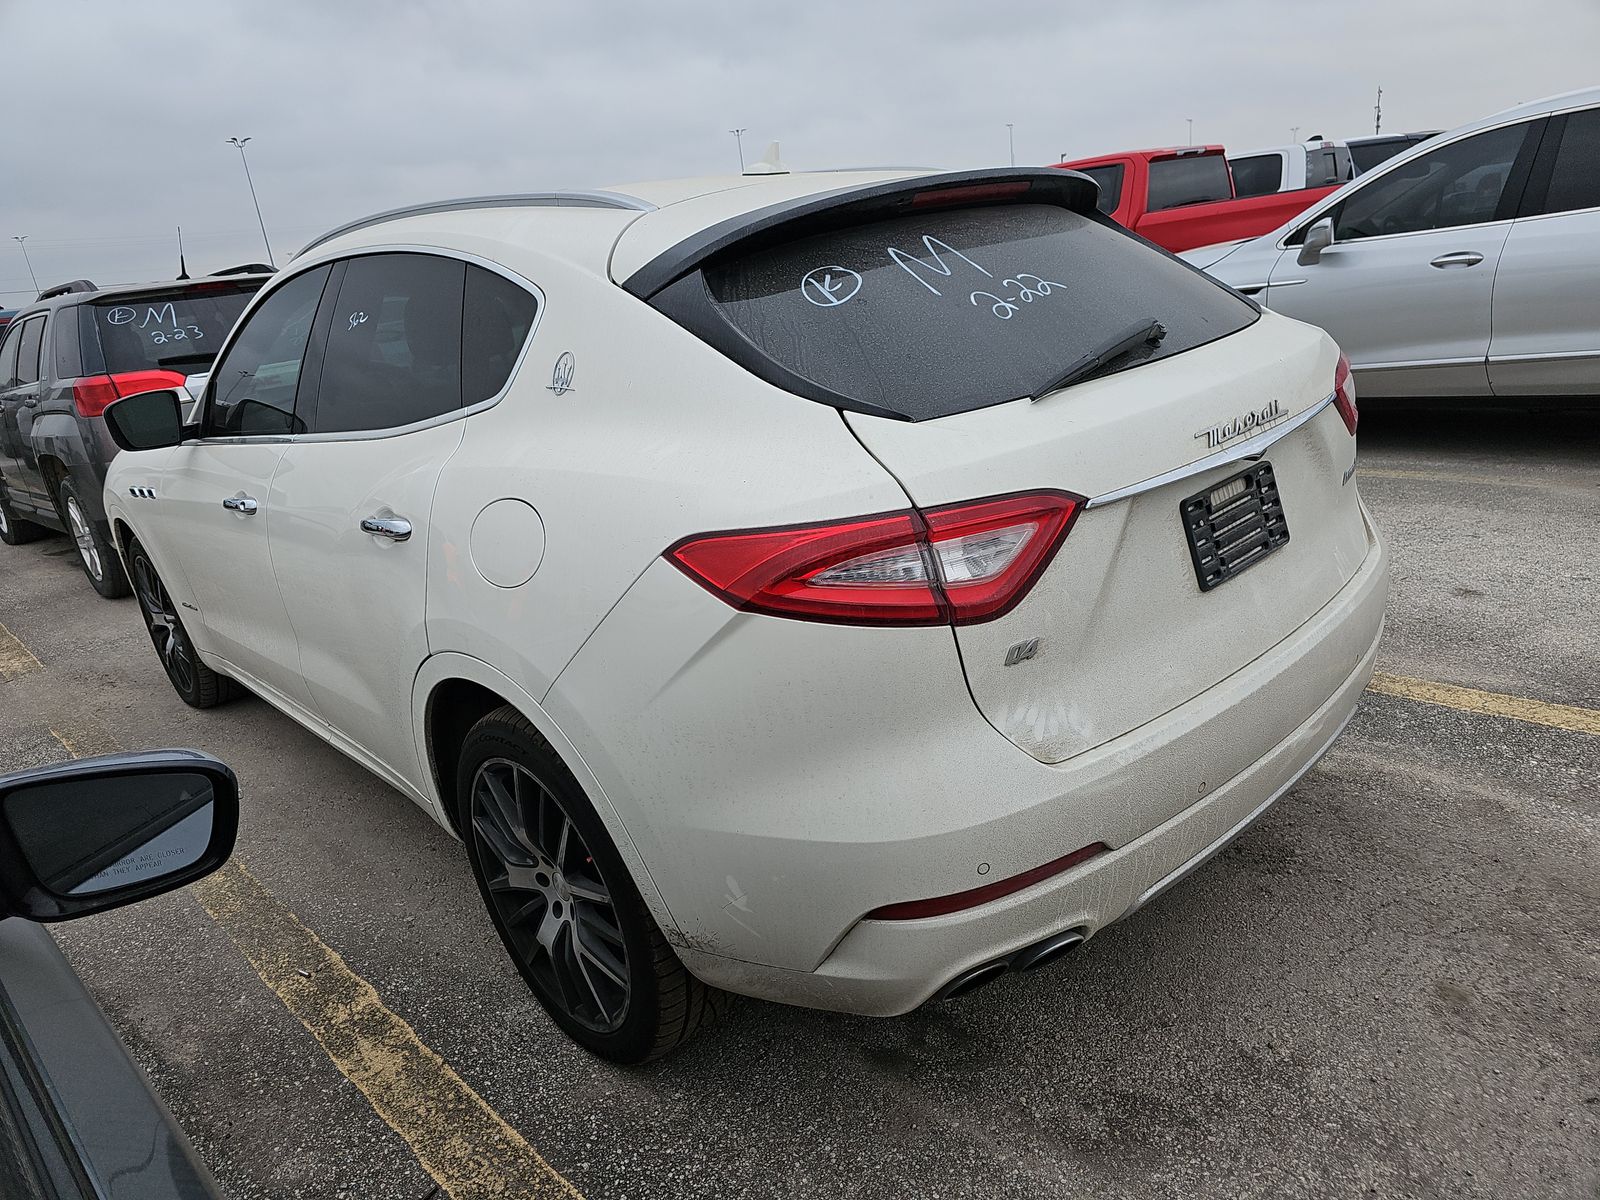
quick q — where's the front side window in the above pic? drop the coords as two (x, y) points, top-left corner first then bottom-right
(1332, 123), (1530, 241)
(14, 318), (45, 387)
(204, 266), (332, 437)
(1229, 154), (1283, 198)
(310, 253), (465, 434)
(1533, 107), (1600, 216)
(1147, 154), (1233, 211)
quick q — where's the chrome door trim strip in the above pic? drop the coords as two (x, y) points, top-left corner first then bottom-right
(1085, 391), (1337, 509)
(1486, 349), (1600, 364)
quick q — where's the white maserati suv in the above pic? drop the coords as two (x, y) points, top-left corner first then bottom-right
(101, 166), (1389, 1062)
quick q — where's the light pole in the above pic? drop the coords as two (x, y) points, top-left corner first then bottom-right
(729, 128), (747, 172)
(1290, 125), (1301, 142)
(1006, 123), (1015, 166)
(226, 137), (274, 267)
(11, 236), (39, 292)
(1186, 118), (1194, 146)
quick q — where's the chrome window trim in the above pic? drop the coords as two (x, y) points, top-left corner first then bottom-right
(189, 244), (545, 447)
(1273, 108), (1559, 252)
(1084, 391), (1336, 509)
(295, 191), (655, 259)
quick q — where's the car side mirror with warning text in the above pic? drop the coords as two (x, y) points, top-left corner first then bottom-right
(0, 751), (238, 922)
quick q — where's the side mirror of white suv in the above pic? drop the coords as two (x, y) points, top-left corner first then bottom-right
(103, 388), (186, 452)
(1297, 217), (1335, 266)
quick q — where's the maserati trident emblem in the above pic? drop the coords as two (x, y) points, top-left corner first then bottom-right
(1194, 398), (1283, 450)
(547, 351), (576, 396)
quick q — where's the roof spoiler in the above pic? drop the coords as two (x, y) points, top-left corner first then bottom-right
(209, 263), (275, 276)
(37, 279), (97, 301)
(621, 167), (1102, 300)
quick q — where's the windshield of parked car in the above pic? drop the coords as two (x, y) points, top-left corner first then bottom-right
(694, 202), (1258, 420)
(1147, 155), (1233, 210)
(87, 282), (263, 375)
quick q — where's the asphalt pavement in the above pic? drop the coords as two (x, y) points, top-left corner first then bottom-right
(1, 407), (1595, 1200)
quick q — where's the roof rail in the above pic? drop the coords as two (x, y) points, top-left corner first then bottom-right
(295, 191), (656, 259)
(37, 279), (97, 301)
(210, 263), (275, 276)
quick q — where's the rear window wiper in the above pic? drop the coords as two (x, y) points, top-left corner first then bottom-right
(1031, 319), (1167, 401)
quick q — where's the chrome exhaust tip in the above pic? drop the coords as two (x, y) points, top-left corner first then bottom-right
(1011, 929), (1085, 972)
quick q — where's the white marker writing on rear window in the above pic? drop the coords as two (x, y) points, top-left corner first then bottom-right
(800, 266), (862, 307)
(887, 236), (991, 297)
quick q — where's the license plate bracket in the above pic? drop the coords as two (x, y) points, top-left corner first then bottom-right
(1181, 461), (1290, 592)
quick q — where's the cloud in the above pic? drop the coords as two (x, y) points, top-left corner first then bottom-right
(2, 0), (1595, 299)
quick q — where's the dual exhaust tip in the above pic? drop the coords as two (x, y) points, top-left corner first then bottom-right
(936, 927), (1086, 1001)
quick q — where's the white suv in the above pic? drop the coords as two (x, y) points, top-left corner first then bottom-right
(101, 167), (1388, 1062)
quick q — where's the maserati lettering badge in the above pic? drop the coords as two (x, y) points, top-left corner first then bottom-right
(1194, 398), (1283, 450)
(547, 351), (576, 396)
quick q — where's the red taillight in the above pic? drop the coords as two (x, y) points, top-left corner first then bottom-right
(72, 369), (188, 418)
(865, 842), (1109, 920)
(666, 489), (1083, 627)
(1333, 352), (1357, 436)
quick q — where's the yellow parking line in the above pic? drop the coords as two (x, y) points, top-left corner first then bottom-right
(193, 863), (582, 1200)
(1368, 672), (1600, 737)
(0, 621), (43, 681)
(37, 698), (582, 1200)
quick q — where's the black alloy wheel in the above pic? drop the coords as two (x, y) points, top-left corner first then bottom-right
(127, 538), (235, 708)
(457, 706), (727, 1062)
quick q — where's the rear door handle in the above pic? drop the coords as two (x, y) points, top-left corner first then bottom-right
(360, 516), (412, 542)
(1429, 252), (1484, 268)
(221, 495), (258, 515)
(21, 396), (39, 408)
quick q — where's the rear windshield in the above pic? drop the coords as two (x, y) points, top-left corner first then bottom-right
(86, 282), (262, 375)
(694, 203), (1257, 420)
(1147, 155), (1234, 211)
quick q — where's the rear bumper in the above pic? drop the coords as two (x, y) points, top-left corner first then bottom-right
(676, 513), (1389, 1015)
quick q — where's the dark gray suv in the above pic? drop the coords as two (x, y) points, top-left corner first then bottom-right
(0, 275), (267, 596)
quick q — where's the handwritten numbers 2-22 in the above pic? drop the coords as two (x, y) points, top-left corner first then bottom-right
(969, 275), (1067, 321)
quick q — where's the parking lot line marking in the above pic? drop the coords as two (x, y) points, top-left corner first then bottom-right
(0, 622), (43, 681)
(192, 861), (583, 1200)
(1368, 672), (1600, 737)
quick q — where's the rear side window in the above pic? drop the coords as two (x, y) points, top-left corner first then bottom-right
(462, 264), (538, 403)
(1533, 107), (1600, 215)
(205, 266), (332, 437)
(686, 203), (1257, 421)
(87, 283), (262, 376)
(1305, 147), (1347, 189)
(311, 253), (465, 434)
(1147, 155), (1233, 210)
(1230, 154), (1283, 198)
(1075, 164), (1124, 214)
(15, 318), (44, 386)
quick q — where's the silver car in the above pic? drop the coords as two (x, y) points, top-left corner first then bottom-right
(1186, 87), (1600, 402)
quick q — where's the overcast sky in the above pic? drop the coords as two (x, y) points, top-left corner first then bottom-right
(3, 0), (1597, 302)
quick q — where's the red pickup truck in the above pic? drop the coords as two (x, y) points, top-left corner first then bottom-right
(1053, 145), (1340, 253)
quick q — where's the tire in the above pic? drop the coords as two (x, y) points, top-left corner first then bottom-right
(126, 537), (236, 708)
(57, 477), (130, 598)
(457, 705), (728, 1063)
(0, 485), (48, 546)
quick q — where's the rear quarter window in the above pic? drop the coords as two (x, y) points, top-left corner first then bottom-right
(1076, 164), (1125, 214)
(1229, 154), (1284, 198)
(668, 202), (1257, 421)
